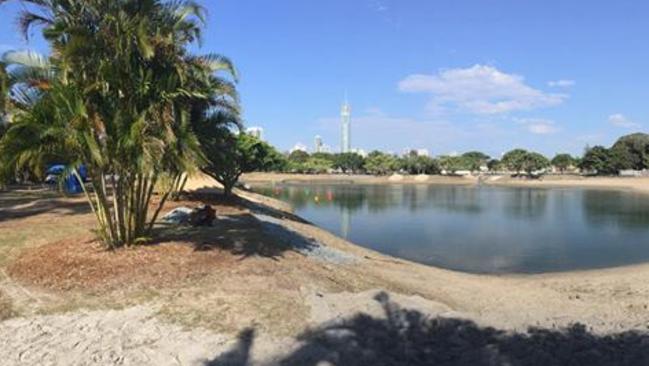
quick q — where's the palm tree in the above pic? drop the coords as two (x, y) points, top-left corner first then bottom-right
(0, 61), (8, 135)
(0, 0), (239, 249)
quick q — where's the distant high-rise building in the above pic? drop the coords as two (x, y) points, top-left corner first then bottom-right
(341, 99), (351, 153)
(246, 126), (264, 140)
(314, 135), (323, 153)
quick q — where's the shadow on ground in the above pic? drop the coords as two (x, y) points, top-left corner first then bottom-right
(205, 292), (649, 366)
(0, 188), (90, 222)
(154, 213), (316, 261)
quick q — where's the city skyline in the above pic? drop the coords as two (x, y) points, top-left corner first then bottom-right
(2, 1), (648, 156)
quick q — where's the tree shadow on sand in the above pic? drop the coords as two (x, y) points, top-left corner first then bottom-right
(0, 189), (90, 223)
(206, 292), (649, 366)
(153, 213), (318, 261)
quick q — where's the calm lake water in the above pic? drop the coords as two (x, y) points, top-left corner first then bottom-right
(253, 183), (649, 273)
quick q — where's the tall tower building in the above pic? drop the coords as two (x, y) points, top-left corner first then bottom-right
(340, 99), (351, 153)
(314, 135), (323, 153)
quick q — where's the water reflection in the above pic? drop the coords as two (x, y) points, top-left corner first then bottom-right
(252, 183), (649, 273)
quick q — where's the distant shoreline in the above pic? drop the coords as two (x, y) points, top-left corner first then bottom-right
(241, 172), (649, 194)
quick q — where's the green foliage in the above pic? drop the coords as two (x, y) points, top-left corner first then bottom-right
(199, 129), (270, 195)
(461, 151), (490, 171)
(487, 159), (501, 171)
(399, 153), (439, 175)
(609, 133), (649, 171)
(288, 150), (309, 164)
(365, 151), (399, 175)
(258, 144), (288, 172)
(501, 149), (529, 174)
(502, 149), (550, 176)
(551, 153), (576, 173)
(0, 0), (236, 248)
(438, 155), (470, 174)
(333, 152), (365, 174)
(579, 146), (616, 175)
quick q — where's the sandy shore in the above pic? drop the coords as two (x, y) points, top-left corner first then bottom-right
(243, 172), (649, 194)
(241, 172), (477, 185)
(3, 175), (649, 364)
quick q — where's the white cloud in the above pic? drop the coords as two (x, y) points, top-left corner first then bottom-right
(398, 65), (567, 115)
(547, 79), (576, 88)
(516, 118), (560, 135)
(608, 113), (640, 128)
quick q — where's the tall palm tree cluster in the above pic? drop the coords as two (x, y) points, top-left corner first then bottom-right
(0, 0), (240, 249)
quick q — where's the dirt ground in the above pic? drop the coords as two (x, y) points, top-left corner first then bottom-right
(3, 180), (649, 365)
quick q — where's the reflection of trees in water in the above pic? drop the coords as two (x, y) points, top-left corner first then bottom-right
(503, 189), (549, 219)
(422, 186), (483, 214)
(261, 185), (368, 213)
(581, 190), (649, 230)
(366, 185), (399, 212)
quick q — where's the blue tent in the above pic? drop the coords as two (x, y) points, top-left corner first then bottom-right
(46, 164), (87, 194)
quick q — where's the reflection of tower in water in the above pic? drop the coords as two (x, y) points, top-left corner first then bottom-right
(340, 207), (351, 239)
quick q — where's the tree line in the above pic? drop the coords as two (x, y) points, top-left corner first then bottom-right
(252, 133), (649, 177)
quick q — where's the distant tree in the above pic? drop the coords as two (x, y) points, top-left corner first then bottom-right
(288, 150), (310, 164)
(521, 152), (550, 176)
(501, 149), (529, 174)
(487, 159), (501, 172)
(579, 146), (616, 175)
(333, 152), (365, 174)
(551, 153), (576, 173)
(259, 144), (288, 172)
(311, 152), (335, 162)
(438, 155), (470, 175)
(365, 151), (399, 175)
(609, 133), (649, 171)
(301, 157), (333, 174)
(201, 131), (271, 195)
(400, 153), (439, 175)
(461, 151), (490, 171)
(502, 149), (549, 176)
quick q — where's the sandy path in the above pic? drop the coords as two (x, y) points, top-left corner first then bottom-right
(0, 306), (230, 366)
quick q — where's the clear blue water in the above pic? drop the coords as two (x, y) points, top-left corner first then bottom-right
(253, 183), (649, 273)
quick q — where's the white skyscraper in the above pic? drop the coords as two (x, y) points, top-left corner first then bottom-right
(340, 99), (351, 153)
(314, 135), (323, 153)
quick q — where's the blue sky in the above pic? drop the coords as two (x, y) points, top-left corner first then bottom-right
(1, 0), (648, 157)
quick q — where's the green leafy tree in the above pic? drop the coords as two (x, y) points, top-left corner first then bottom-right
(609, 133), (649, 171)
(200, 130), (270, 195)
(579, 146), (615, 175)
(301, 157), (333, 174)
(399, 152), (439, 175)
(501, 149), (529, 174)
(0, 0), (236, 248)
(487, 159), (501, 171)
(521, 152), (550, 175)
(288, 150), (309, 164)
(259, 144), (288, 172)
(551, 153), (576, 173)
(333, 152), (365, 174)
(461, 151), (490, 171)
(365, 151), (399, 175)
(438, 155), (470, 174)
(502, 149), (549, 176)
